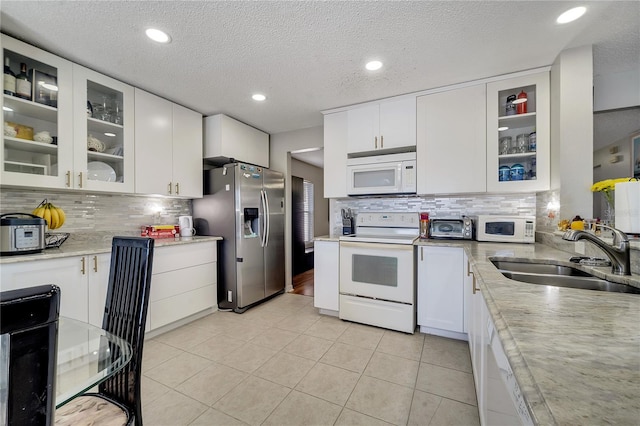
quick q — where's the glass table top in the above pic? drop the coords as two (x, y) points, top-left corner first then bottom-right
(55, 317), (132, 408)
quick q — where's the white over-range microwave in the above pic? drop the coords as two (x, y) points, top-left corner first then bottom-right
(346, 152), (417, 196)
(476, 215), (536, 243)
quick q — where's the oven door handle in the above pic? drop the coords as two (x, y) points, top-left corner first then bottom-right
(339, 241), (414, 251)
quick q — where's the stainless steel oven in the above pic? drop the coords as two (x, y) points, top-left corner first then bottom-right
(338, 212), (418, 333)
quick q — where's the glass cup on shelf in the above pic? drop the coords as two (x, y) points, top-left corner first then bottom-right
(515, 133), (528, 153)
(97, 95), (112, 123)
(499, 137), (511, 155)
(112, 100), (122, 125)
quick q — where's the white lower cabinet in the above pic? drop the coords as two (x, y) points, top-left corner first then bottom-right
(313, 240), (339, 314)
(417, 246), (465, 338)
(147, 241), (217, 331)
(468, 266), (533, 426)
(0, 254), (109, 324)
(0, 241), (218, 333)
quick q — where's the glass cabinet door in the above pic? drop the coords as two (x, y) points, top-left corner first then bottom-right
(1, 35), (73, 188)
(72, 65), (134, 193)
(486, 72), (550, 193)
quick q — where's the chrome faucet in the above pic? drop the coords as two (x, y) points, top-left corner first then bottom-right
(562, 225), (631, 275)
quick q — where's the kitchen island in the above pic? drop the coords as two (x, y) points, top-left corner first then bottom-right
(416, 239), (640, 425)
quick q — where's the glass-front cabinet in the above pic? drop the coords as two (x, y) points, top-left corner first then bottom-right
(1, 35), (134, 193)
(1, 35), (74, 188)
(486, 71), (550, 192)
(72, 65), (134, 192)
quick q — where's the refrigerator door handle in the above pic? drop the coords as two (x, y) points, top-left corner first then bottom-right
(264, 190), (271, 247)
(260, 189), (267, 248)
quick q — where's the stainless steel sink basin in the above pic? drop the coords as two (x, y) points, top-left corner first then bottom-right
(491, 260), (594, 277)
(491, 260), (640, 294)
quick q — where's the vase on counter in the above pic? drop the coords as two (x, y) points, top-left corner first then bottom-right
(603, 199), (615, 228)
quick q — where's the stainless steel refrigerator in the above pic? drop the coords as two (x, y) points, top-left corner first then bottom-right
(193, 163), (285, 312)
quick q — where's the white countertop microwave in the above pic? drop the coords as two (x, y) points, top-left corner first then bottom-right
(476, 215), (536, 243)
(346, 152), (417, 196)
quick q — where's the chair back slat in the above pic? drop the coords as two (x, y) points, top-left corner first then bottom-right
(99, 237), (154, 424)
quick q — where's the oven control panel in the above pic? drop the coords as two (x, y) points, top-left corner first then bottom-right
(356, 212), (418, 228)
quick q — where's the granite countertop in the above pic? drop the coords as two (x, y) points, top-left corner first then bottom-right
(0, 233), (222, 264)
(313, 235), (341, 242)
(416, 239), (640, 425)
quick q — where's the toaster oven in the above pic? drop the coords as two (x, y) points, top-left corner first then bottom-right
(429, 217), (474, 240)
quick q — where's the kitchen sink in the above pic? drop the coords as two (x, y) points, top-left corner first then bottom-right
(491, 260), (594, 277)
(491, 260), (640, 294)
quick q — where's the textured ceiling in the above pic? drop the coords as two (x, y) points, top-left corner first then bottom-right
(1, 1), (638, 138)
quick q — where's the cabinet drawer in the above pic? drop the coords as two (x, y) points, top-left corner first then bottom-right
(152, 242), (216, 274)
(150, 262), (216, 302)
(149, 285), (216, 330)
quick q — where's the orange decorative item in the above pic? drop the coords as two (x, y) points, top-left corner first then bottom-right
(419, 212), (429, 239)
(516, 90), (528, 114)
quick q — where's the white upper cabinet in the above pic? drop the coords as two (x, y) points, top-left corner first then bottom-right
(416, 84), (487, 194)
(1, 34), (74, 189)
(347, 97), (416, 155)
(72, 64), (134, 192)
(486, 71), (550, 192)
(134, 89), (203, 197)
(323, 111), (348, 198)
(203, 114), (269, 168)
(172, 103), (203, 198)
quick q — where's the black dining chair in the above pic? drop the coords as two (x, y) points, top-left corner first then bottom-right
(1, 284), (61, 426)
(55, 237), (154, 426)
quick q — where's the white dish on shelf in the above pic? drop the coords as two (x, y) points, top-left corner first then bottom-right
(87, 161), (116, 182)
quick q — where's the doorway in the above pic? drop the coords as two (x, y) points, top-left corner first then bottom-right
(289, 149), (328, 297)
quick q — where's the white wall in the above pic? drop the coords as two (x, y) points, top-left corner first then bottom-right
(593, 132), (638, 218)
(270, 125), (324, 290)
(550, 45), (594, 219)
(291, 158), (329, 237)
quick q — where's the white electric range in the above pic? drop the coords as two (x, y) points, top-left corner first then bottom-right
(338, 212), (419, 333)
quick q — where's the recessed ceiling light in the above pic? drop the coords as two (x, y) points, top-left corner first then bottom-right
(104, 132), (116, 137)
(252, 94), (266, 101)
(498, 126), (509, 132)
(556, 7), (586, 24)
(3, 106), (13, 112)
(145, 28), (171, 43)
(365, 60), (383, 71)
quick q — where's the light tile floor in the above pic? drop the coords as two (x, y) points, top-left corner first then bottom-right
(142, 293), (480, 426)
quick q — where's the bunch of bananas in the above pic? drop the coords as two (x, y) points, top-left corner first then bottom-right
(32, 199), (66, 230)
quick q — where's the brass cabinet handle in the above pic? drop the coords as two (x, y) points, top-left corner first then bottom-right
(467, 260), (471, 276)
(381, 135), (384, 148)
(374, 136), (378, 149)
(93, 256), (98, 273)
(175, 182), (180, 195)
(66, 171), (71, 187)
(78, 172), (83, 188)
(168, 182), (172, 194)
(81, 257), (86, 275)
(472, 273), (480, 294)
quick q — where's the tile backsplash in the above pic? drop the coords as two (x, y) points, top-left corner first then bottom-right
(0, 188), (192, 233)
(332, 193), (537, 235)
